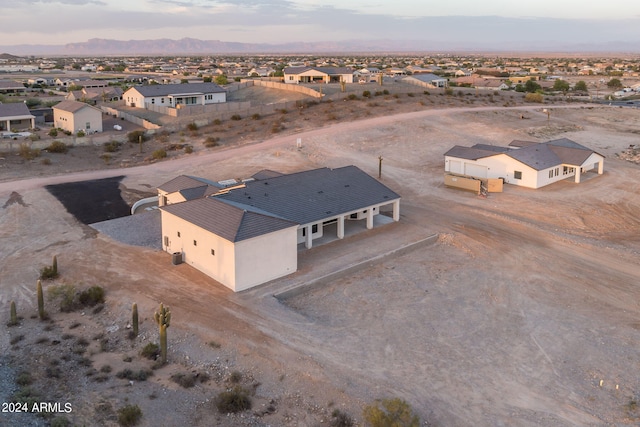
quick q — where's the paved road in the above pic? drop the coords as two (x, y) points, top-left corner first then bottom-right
(0, 104), (592, 196)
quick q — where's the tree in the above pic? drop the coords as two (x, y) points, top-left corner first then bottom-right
(574, 80), (588, 92)
(552, 79), (570, 93)
(607, 78), (623, 89)
(524, 80), (541, 93)
(214, 75), (228, 85)
(203, 76), (212, 83)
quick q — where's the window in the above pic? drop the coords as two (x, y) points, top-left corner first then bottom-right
(312, 224), (318, 233)
(177, 231), (181, 237)
(514, 171), (522, 180)
(85, 122), (91, 129)
(211, 249), (215, 256)
(193, 240), (197, 246)
(555, 167), (560, 177)
(549, 170), (554, 178)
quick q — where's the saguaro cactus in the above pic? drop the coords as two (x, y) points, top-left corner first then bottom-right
(37, 279), (45, 320)
(9, 301), (18, 326)
(132, 303), (138, 337)
(52, 255), (58, 276)
(154, 303), (171, 363)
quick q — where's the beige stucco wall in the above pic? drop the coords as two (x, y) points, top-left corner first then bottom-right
(54, 106), (103, 133)
(234, 227), (298, 292)
(161, 210), (298, 292)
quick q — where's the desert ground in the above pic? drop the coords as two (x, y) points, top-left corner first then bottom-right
(1, 85), (640, 426)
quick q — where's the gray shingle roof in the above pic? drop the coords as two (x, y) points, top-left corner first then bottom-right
(444, 145), (506, 160)
(132, 83), (225, 97)
(215, 165), (400, 225)
(160, 197), (297, 243)
(53, 100), (99, 113)
(158, 175), (221, 193)
(0, 102), (33, 118)
(407, 73), (446, 83)
(283, 67), (352, 75)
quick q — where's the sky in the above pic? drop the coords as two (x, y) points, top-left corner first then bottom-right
(1, 0), (640, 48)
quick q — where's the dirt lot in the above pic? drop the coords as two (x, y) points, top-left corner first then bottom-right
(1, 84), (640, 426)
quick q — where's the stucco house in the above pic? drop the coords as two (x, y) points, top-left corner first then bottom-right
(123, 83), (226, 108)
(158, 166), (401, 292)
(403, 73), (448, 88)
(0, 103), (35, 132)
(444, 138), (604, 189)
(0, 80), (26, 94)
(53, 100), (103, 134)
(66, 87), (123, 104)
(283, 67), (354, 84)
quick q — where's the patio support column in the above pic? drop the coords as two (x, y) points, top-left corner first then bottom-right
(305, 225), (312, 249)
(575, 168), (581, 183)
(393, 200), (400, 222)
(598, 161), (604, 175)
(4, 119), (9, 131)
(337, 216), (345, 239)
(366, 209), (373, 230)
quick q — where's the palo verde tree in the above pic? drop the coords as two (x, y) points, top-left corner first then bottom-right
(154, 303), (171, 364)
(574, 80), (588, 92)
(607, 78), (623, 89)
(552, 79), (570, 94)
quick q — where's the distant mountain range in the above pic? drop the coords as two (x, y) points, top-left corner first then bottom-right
(2, 37), (640, 56)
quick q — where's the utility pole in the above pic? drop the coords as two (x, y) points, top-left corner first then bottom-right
(378, 155), (383, 179)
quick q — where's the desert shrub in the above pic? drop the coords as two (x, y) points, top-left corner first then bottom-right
(186, 122), (198, 131)
(407, 92), (415, 97)
(78, 286), (104, 307)
(116, 368), (152, 381)
(251, 113), (261, 120)
(48, 128), (58, 137)
(141, 342), (160, 360)
(423, 90), (431, 95)
(10, 334), (25, 345)
(524, 93), (544, 103)
(40, 265), (59, 280)
(444, 88), (454, 96)
(41, 158), (51, 165)
(347, 94), (358, 100)
(47, 140), (68, 153)
(362, 90), (371, 98)
(212, 118), (222, 125)
(204, 136), (220, 147)
(362, 398), (420, 427)
(171, 372), (197, 388)
(330, 409), (354, 427)
(11, 386), (41, 408)
(100, 365), (112, 373)
(230, 114), (242, 121)
(382, 89), (389, 95)
(215, 386), (252, 413)
(184, 145), (193, 154)
(103, 140), (121, 152)
(208, 340), (221, 348)
(19, 144), (40, 160)
(16, 371), (33, 386)
(76, 130), (86, 137)
(152, 149), (167, 159)
(117, 404), (143, 427)
(279, 109), (288, 114)
(229, 370), (243, 383)
(127, 130), (148, 144)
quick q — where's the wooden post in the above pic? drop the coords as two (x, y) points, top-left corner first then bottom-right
(378, 155), (383, 179)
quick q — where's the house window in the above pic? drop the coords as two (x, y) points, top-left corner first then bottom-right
(161, 98), (165, 104)
(193, 240), (197, 246)
(85, 122), (90, 129)
(549, 170), (554, 179)
(555, 167), (560, 177)
(211, 249), (215, 256)
(177, 231), (181, 237)
(514, 171), (522, 180)
(151, 98), (155, 104)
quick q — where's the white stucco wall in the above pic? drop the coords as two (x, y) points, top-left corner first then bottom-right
(161, 210), (298, 292)
(234, 227), (298, 292)
(445, 154), (539, 188)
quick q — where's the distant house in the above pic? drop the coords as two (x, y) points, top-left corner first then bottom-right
(66, 87), (123, 104)
(283, 67), (354, 84)
(403, 73), (448, 88)
(122, 83), (226, 108)
(444, 138), (604, 189)
(158, 166), (401, 292)
(0, 103), (35, 132)
(53, 100), (103, 134)
(0, 80), (25, 93)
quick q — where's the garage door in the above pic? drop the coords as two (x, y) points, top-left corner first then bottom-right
(449, 160), (463, 174)
(465, 163), (488, 178)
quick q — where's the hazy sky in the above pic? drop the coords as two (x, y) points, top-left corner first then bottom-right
(2, 0), (640, 46)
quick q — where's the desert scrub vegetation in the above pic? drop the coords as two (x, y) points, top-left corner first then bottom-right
(525, 92), (544, 103)
(48, 284), (105, 312)
(127, 130), (148, 144)
(19, 143), (41, 160)
(330, 409), (354, 427)
(362, 398), (420, 427)
(171, 371), (210, 388)
(204, 136), (220, 147)
(230, 114), (242, 121)
(103, 140), (121, 152)
(116, 368), (152, 381)
(186, 122), (198, 131)
(117, 404), (143, 427)
(46, 140), (68, 153)
(140, 342), (160, 360)
(152, 149), (167, 159)
(215, 386), (252, 413)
